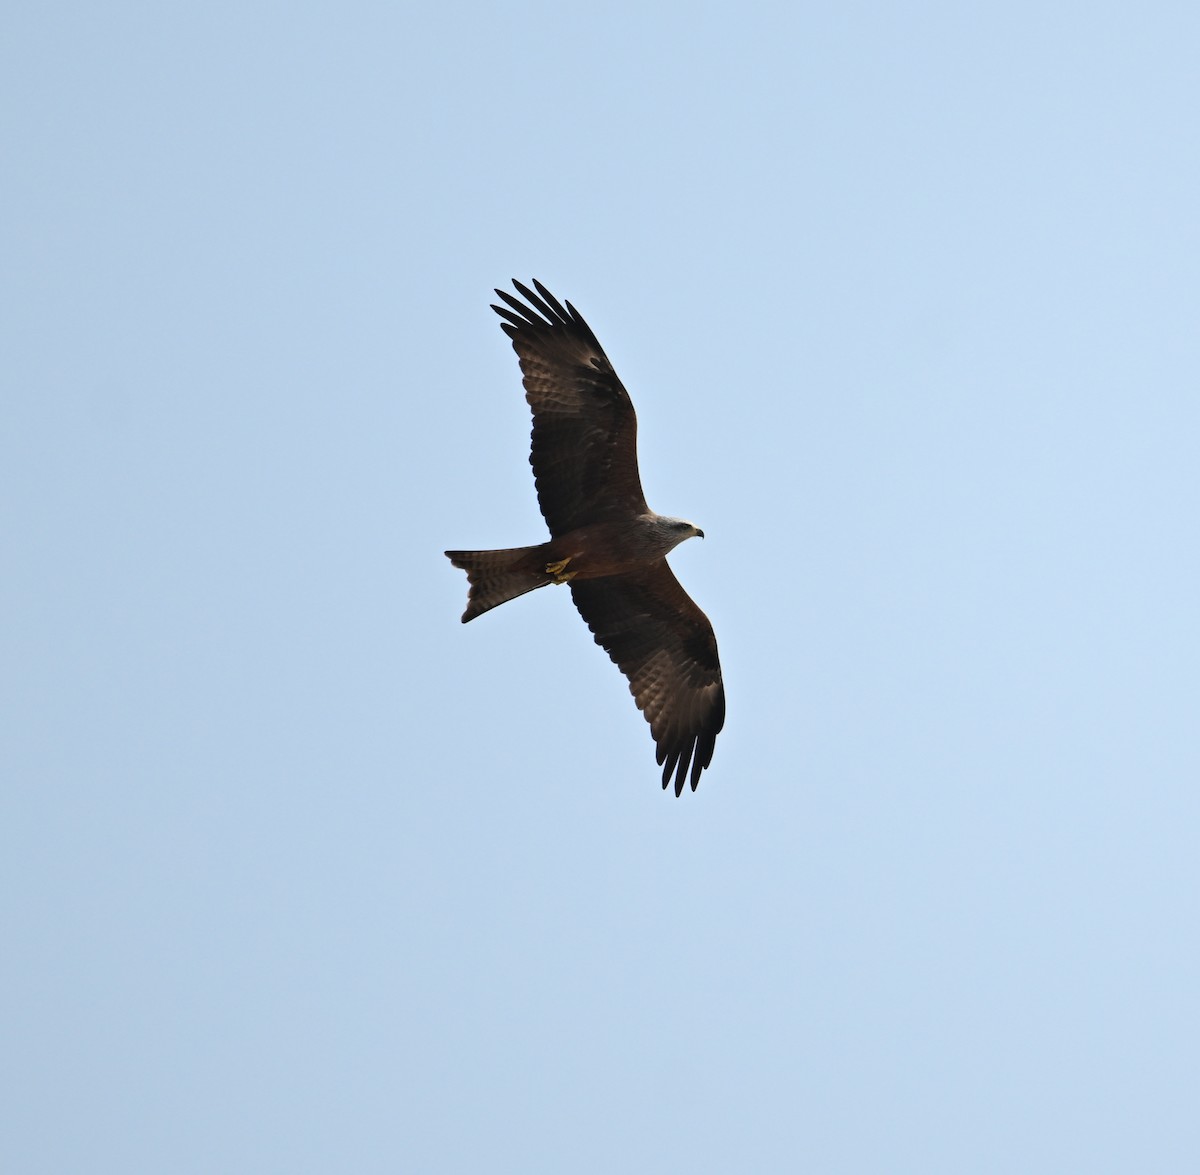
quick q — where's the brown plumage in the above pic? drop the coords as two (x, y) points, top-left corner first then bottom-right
(445, 280), (725, 795)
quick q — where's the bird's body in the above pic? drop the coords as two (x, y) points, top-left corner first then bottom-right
(445, 280), (725, 794)
(448, 515), (702, 620)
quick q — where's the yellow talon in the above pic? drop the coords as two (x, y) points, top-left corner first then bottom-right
(545, 557), (577, 585)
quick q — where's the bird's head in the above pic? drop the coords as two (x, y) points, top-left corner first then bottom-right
(660, 516), (704, 547)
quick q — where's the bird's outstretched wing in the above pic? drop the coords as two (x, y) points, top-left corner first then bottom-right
(570, 566), (725, 795)
(492, 280), (648, 537)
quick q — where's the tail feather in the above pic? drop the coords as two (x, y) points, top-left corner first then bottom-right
(444, 545), (552, 622)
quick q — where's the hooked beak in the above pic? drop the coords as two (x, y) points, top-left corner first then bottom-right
(696, 528), (705, 539)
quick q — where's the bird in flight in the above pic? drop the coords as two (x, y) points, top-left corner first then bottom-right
(446, 280), (725, 794)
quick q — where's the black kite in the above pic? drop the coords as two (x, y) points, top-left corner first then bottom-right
(446, 280), (725, 794)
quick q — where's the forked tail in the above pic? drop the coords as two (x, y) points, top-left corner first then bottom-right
(444, 545), (553, 623)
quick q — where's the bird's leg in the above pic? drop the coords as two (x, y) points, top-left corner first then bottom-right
(545, 557), (576, 584)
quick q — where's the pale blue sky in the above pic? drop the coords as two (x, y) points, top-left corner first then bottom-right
(3, 2), (1198, 1172)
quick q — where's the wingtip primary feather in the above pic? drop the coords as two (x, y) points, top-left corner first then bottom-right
(510, 278), (565, 326)
(657, 734), (713, 796)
